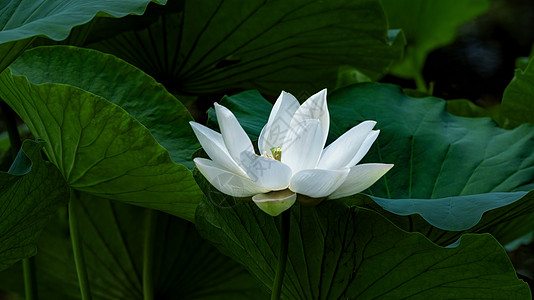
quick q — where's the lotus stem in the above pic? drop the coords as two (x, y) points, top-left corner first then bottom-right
(22, 257), (38, 300)
(69, 190), (92, 300)
(271, 209), (291, 300)
(143, 209), (157, 300)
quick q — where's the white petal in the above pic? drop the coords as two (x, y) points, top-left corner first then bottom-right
(282, 119), (324, 174)
(194, 158), (269, 197)
(239, 153), (292, 190)
(328, 163), (393, 199)
(258, 91), (300, 154)
(289, 168), (349, 198)
(214, 103), (255, 168)
(289, 89), (329, 146)
(252, 190), (296, 216)
(190, 122), (247, 177)
(346, 130), (380, 168)
(317, 121), (376, 170)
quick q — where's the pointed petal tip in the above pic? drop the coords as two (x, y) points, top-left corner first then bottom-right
(194, 158), (269, 197)
(364, 120), (377, 127)
(327, 163), (394, 200)
(214, 102), (228, 113)
(369, 129), (380, 138)
(189, 121), (201, 129)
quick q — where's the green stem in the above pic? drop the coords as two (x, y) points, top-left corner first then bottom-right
(69, 190), (92, 300)
(143, 209), (157, 300)
(271, 210), (291, 300)
(22, 258), (38, 300)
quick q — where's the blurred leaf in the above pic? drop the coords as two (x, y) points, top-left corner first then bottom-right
(501, 56), (534, 128)
(196, 187), (530, 299)
(446, 99), (493, 118)
(381, 0), (489, 80)
(335, 67), (372, 89)
(207, 83), (534, 244)
(0, 195), (266, 299)
(87, 0), (402, 95)
(0, 0), (164, 72)
(0, 47), (201, 222)
(516, 57), (530, 70)
(446, 99), (507, 124)
(515, 44), (534, 70)
(335, 29), (406, 89)
(0, 140), (68, 271)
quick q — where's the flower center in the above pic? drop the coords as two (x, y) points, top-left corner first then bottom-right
(270, 147), (282, 161)
(263, 146), (282, 161)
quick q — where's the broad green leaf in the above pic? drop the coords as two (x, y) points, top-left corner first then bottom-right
(195, 186), (530, 299)
(0, 39), (34, 74)
(327, 83), (534, 196)
(206, 83), (534, 244)
(0, 49), (201, 222)
(0, 0), (165, 72)
(501, 56), (534, 128)
(381, 0), (489, 80)
(6, 46), (199, 168)
(0, 140), (68, 271)
(343, 191), (534, 246)
(372, 192), (530, 231)
(0, 195), (266, 299)
(86, 0), (403, 95)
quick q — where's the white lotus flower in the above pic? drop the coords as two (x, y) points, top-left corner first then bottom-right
(191, 89), (393, 216)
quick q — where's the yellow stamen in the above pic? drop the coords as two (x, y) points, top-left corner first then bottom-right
(270, 147), (282, 161)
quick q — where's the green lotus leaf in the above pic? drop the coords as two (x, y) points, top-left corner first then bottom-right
(206, 83), (534, 244)
(86, 0), (403, 95)
(0, 140), (68, 271)
(0, 47), (201, 221)
(6, 45), (199, 168)
(0, 194), (266, 299)
(0, 0), (165, 72)
(195, 185), (530, 299)
(501, 56), (534, 128)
